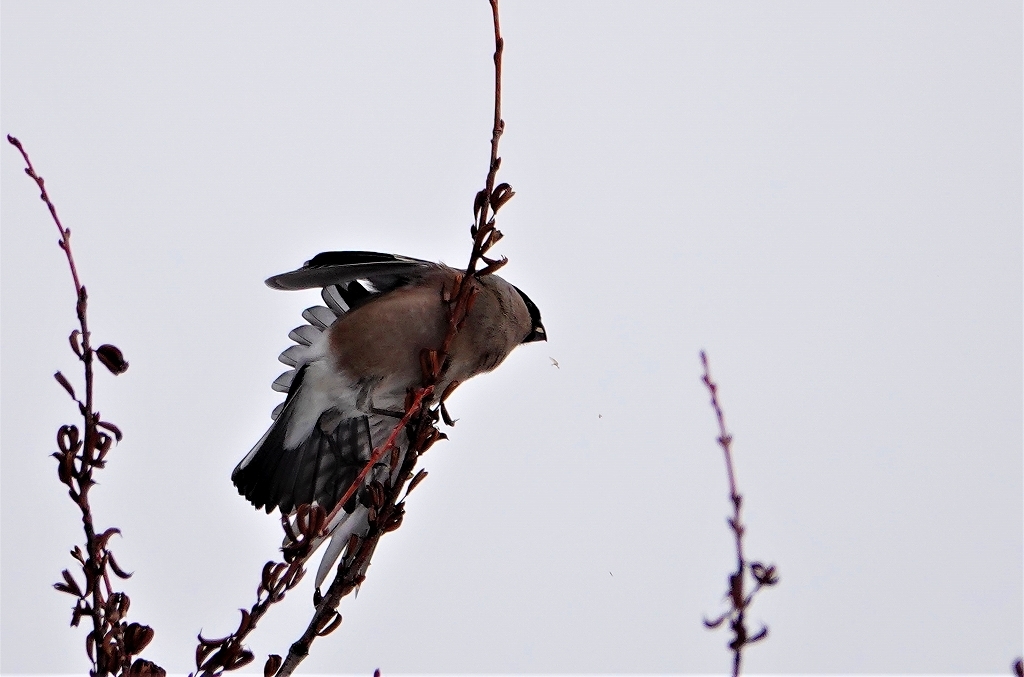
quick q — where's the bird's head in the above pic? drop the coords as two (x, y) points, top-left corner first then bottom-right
(513, 285), (546, 343)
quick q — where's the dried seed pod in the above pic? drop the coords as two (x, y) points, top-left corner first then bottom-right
(440, 379), (461, 402)
(95, 432), (113, 457)
(54, 371), (76, 400)
(316, 611), (343, 637)
(107, 551), (133, 579)
(489, 182), (515, 211)
(486, 228), (504, 249)
(55, 452), (72, 484)
(383, 506), (405, 533)
(230, 649), (255, 670)
(473, 189), (488, 219)
(196, 631), (230, 648)
(750, 561), (779, 586)
(54, 569), (83, 597)
(96, 527), (121, 551)
(57, 425), (82, 454)
(129, 658), (166, 677)
(69, 330), (83, 356)
(283, 563), (305, 590)
(295, 504), (311, 535)
(264, 654), (283, 677)
(407, 470), (428, 495)
(96, 420), (123, 442)
(281, 514), (299, 544)
(748, 626), (769, 644)
(260, 561), (278, 592)
(96, 344), (129, 375)
(476, 256), (508, 277)
(71, 600), (87, 627)
(440, 402), (456, 427)
(105, 592), (130, 623)
(368, 481), (386, 509)
(195, 643), (218, 671)
(123, 622), (155, 655)
(236, 608), (253, 635)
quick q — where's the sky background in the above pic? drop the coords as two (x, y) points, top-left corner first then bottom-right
(2, 1), (1021, 674)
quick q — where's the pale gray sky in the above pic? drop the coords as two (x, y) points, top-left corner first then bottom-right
(2, 1), (1021, 674)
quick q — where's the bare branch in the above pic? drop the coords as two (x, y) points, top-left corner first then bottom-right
(274, 2), (514, 674)
(7, 135), (160, 677)
(700, 351), (778, 677)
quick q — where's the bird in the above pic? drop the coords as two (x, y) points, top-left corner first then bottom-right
(231, 251), (545, 587)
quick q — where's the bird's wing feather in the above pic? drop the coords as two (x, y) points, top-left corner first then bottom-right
(265, 251), (433, 291)
(231, 364), (395, 515)
(236, 250), (423, 584)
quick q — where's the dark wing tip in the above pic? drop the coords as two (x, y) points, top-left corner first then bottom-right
(265, 251), (430, 290)
(304, 251), (420, 268)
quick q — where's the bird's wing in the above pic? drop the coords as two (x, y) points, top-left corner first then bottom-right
(235, 258), (416, 512)
(265, 251), (434, 294)
(265, 252), (435, 421)
(233, 251), (430, 586)
(232, 370), (407, 588)
(231, 363), (406, 515)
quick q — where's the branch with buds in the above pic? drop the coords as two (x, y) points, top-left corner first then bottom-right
(7, 135), (163, 677)
(12, 2), (517, 674)
(700, 351), (779, 677)
(189, 2), (516, 676)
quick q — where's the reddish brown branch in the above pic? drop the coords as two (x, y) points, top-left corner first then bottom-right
(465, 0), (510, 281)
(700, 351), (778, 677)
(267, 3), (516, 675)
(193, 4), (514, 674)
(318, 386), (434, 537)
(186, 387), (441, 677)
(7, 135), (161, 677)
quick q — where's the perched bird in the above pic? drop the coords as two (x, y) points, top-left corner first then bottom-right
(232, 251), (545, 587)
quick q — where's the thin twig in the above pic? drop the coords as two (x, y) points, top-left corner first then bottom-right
(465, 0), (509, 279)
(187, 388), (440, 677)
(700, 351), (778, 677)
(273, 2), (514, 675)
(7, 135), (161, 677)
(318, 387), (434, 537)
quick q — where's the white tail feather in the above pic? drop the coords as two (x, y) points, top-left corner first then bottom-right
(315, 507), (371, 588)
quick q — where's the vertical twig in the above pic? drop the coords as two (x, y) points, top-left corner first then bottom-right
(7, 135), (161, 677)
(465, 0), (510, 280)
(700, 351), (778, 677)
(209, 3), (517, 676)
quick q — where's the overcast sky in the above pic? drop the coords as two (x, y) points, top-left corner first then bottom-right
(2, 2), (1021, 674)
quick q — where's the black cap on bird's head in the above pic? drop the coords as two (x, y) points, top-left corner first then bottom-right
(513, 286), (546, 343)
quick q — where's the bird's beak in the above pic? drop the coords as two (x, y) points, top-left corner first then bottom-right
(524, 324), (547, 343)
